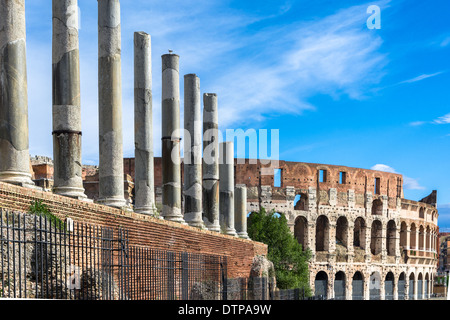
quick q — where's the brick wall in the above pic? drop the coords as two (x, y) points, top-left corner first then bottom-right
(0, 181), (267, 278)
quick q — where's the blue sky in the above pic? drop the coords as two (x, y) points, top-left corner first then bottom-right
(23, 1), (450, 228)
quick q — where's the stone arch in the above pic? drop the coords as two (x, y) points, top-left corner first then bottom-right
(294, 193), (308, 210)
(426, 226), (431, 251)
(336, 216), (348, 248)
(418, 273), (423, 299)
(294, 216), (308, 250)
(369, 271), (381, 300)
(400, 221), (407, 249)
(334, 271), (346, 300)
(419, 207), (425, 219)
(385, 272), (395, 300)
(314, 271), (328, 298)
(370, 220), (382, 255)
(386, 220), (396, 256)
(425, 273), (430, 299)
(419, 225), (425, 250)
(372, 199), (383, 215)
(410, 223), (417, 249)
(409, 273), (415, 300)
(353, 217), (366, 248)
(398, 272), (406, 300)
(316, 215), (330, 252)
(352, 271), (364, 300)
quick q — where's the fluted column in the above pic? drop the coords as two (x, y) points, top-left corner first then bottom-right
(183, 74), (203, 228)
(161, 53), (184, 223)
(97, 0), (126, 208)
(202, 93), (220, 231)
(0, 0), (34, 187)
(134, 31), (156, 215)
(52, 0), (86, 199)
(219, 141), (237, 236)
(235, 184), (249, 239)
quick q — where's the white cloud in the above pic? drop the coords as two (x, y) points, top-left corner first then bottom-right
(433, 113), (450, 124)
(399, 72), (444, 85)
(370, 164), (425, 190)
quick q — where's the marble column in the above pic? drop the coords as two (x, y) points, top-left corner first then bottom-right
(234, 184), (249, 239)
(202, 93), (220, 231)
(97, 0), (126, 208)
(161, 53), (184, 223)
(183, 74), (204, 228)
(134, 31), (156, 215)
(219, 141), (237, 236)
(0, 0), (34, 187)
(52, 0), (86, 199)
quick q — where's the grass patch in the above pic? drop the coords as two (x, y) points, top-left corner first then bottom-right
(28, 200), (66, 231)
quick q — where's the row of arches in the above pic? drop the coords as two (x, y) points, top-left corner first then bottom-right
(294, 215), (438, 256)
(314, 270), (433, 300)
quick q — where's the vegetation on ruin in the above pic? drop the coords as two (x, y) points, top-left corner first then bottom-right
(28, 200), (65, 231)
(248, 208), (311, 293)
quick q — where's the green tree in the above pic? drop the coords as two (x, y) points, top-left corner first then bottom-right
(248, 207), (311, 293)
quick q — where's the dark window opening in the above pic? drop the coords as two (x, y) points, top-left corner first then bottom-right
(319, 170), (327, 183)
(339, 172), (347, 184)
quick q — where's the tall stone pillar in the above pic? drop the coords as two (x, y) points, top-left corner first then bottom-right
(202, 93), (220, 232)
(133, 31), (156, 215)
(183, 74), (204, 228)
(219, 142), (237, 236)
(161, 53), (184, 223)
(0, 0), (34, 187)
(52, 0), (86, 199)
(234, 184), (249, 239)
(97, 0), (126, 208)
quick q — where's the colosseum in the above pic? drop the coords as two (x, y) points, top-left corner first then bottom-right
(30, 156), (439, 300)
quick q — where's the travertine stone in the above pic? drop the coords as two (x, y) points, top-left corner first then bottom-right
(235, 184), (249, 239)
(52, 0), (86, 199)
(202, 93), (220, 231)
(97, 0), (126, 208)
(161, 53), (184, 223)
(133, 31), (156, 215)
(219, 142), (237, 236)
(0, 0), (34, 187)
(183, 74), (204, 228)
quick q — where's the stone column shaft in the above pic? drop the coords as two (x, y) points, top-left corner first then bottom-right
(134, 31), (156, 215)
(52, 0), (86, 199)
(183, 74), (203, 227)
(219, 142), (237, 236)
(161, 53), (184, 222)
(234, 184), (249, 239)
(202, 93), (220, 231)
(0, 0), (34, 187)
(97, 0), (126, 208)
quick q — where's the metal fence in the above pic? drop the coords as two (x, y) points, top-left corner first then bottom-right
(0, 209), (228, 300)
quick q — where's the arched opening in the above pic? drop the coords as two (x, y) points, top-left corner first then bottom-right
(385, 272), (394, 300)
(386, 220), (396, 256)
(334, 271), (346, 300)
(370, 220), (382, 256)
(400, 222), (407, 249)
(409, 273), (415, 300)
(315, 215), (330, 252)
(419, 226), (424, 251)
(294, 216), (308, 251)
(336, 217), (348, 262)
(372, 199), (383, 215)
(398, 272), (406, 300)
(352, 272), (364, 300)
(294, 193), (307, 211)
(418, 273), (423, 299)
(425, 273), (429, 299)
(410, 223), (417, 249)
(315, 271), (328, 299)
(419, 207), (425, 219)
(369, 272), (381, 300)
(426, 226), (430, 251)
(353, 217), (366, 262)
